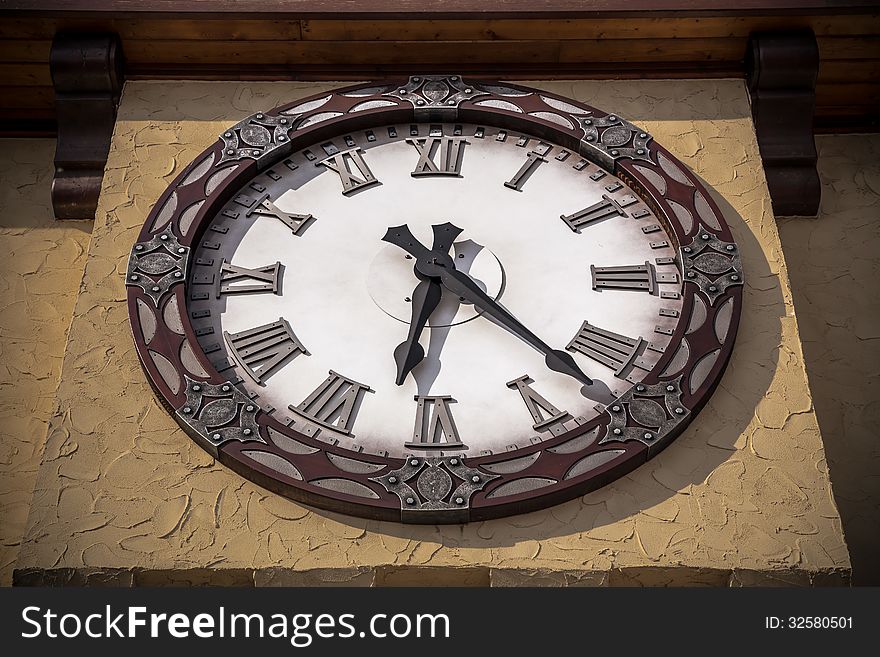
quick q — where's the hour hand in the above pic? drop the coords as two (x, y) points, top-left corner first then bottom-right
(382, 225), (433, 261)
(393, 278), (443, 385)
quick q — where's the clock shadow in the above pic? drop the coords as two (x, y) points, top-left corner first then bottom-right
(312, 185), (787, 546)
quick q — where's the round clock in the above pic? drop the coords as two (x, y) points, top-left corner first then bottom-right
(127, 76), (743, 523)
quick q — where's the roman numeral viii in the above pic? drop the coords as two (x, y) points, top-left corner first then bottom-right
(290, 370), (373, 435)
(318, 147), (379, 195)
(406, 395), (467, 451)
(224, 318), (307, 384)
(216, 260), (281, 297)
(408, 137), (467, 176)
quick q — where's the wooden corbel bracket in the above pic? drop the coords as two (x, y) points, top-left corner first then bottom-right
(50, 33), (124, 220)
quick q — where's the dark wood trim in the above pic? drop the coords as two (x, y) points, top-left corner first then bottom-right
(747, 30), (821, 217)
(49, 32), (123, 220)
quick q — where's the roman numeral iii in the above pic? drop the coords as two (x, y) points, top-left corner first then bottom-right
(408, 137), (467, 176)
(216, 260), (281, 297)
(406, 395), (467, 450)
(591, 261), (678, 294)
(318, 147), (379, 195)
(291, 370), (373, 435)
(224, 318), (307, 384)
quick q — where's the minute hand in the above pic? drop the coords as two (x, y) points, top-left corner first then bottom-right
(437, 266), (593, 386)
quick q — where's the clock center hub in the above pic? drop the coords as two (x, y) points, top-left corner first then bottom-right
(367, 239), (504, 328)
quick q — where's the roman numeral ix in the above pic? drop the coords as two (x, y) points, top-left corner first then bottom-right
(290, 370), (373, 435)
(224, 318), (308, 384)
(318, 147), (379, 195)
(216, 260), (281, 297)
(408, 137), (467, 176)
(406, 395), (467, 451)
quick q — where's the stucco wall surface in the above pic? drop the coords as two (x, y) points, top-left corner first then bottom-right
(0, 139), (91, 585)
(778, 134), (880, 585)
(13, 80), (850, 586)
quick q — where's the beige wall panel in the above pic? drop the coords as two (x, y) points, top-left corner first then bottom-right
(13, 80), (850, 585)
(0, 139), (91, 585)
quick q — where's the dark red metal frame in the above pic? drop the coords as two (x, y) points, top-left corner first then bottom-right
(126, 77), (742, 523)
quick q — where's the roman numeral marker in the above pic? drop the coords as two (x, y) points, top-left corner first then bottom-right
(566, 321), (655, 378)
(408, 137), (467, 176)
(246, 193), (313, 235)
(504, 150), (547, 191)
(561, 194), (634, 232)
(216, 260), (281, 297)
(507, 375), (571, 436)
(591, 261), (679, 294)
(290, 370), (372, 436)
(224, 318), (307, 384)
(406, 396), (467, 451)
(318, 147), (379, 195)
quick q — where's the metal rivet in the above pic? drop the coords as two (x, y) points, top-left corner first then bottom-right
(252, 150), (260, 156)
(222, 385), (230, 392)
(413, 77), (421, 82)
(683, 246), (692, 253)
(243, 428), (252, 436)
(192, 385), (201, 392)
(399, 89), (407, 94)
(135, 244), (144, 251)
(612, 405), (621, 412)
(636, 385), (645, 392)
(465, 88), (472, 94)
(177, 247), (186, 254)
(471, 475), (480, 483)
(613, 428), (622, 435)
(731, 274), (739, 281)
(450, 76), (457, 81)
(608, 115), (617, 121)
(416, 100), (425, 106)
(586, 135), (595, 141)
(388, 476), (398, 484)
(404, 297), (411, 302)
(611, 150), (619, 156)
(410, 458), (419, 466)
(583, 119), (592, 125)
(226, 149), (234, 155)
(278, 135), (286, 141)
(224, 132), (232, 138)
(130, 274), (139, 281)
(256, 113), (264, 119)
(280, 118), (288, 124)
(639, 132), (647, 138)
(450, 458), (459, 465)
(174, 272), (182, 278)
(637, 149), (645, 155)
(183, 407), (192, 414)
(406, 497), (415, 505)
(455, 497), (465, 505)
(644, 432), (653, 440)
(160, 234), (169, 241)
(709, 285), (718, 292)
(687, 271), (695, 278)
(448, 99), (456, 105)
(666, 385), (675, 392)
(726, 244), (735, 251)
(675, 407), (685, 415)
(702, 233), (710, 240)
(245, 405), (254, 412)
(151, 285), (161, 292)
(212, 433), (221, 441)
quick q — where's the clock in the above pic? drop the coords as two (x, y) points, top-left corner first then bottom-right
(127, 76), (743, 523)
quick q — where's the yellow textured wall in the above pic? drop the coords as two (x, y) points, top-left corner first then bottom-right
(0, 140), (91, 585)
(10, 80), (851, 586)
(779, 134), (880, 585)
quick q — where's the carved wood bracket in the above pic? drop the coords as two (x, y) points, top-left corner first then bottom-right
(50, 32), (124, 220)
(747, 30), (821, 217)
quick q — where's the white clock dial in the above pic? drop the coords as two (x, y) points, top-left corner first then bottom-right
(187, 123), (683, 458)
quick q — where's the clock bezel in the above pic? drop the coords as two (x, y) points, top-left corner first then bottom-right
(126, 76), (743, 523)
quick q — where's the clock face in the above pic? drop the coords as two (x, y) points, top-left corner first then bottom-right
(127, 77), (743, 522)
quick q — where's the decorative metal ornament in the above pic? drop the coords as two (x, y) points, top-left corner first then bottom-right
(127, 76), (743, 523)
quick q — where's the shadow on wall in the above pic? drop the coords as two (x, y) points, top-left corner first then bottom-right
(307, 180), (785, 546)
